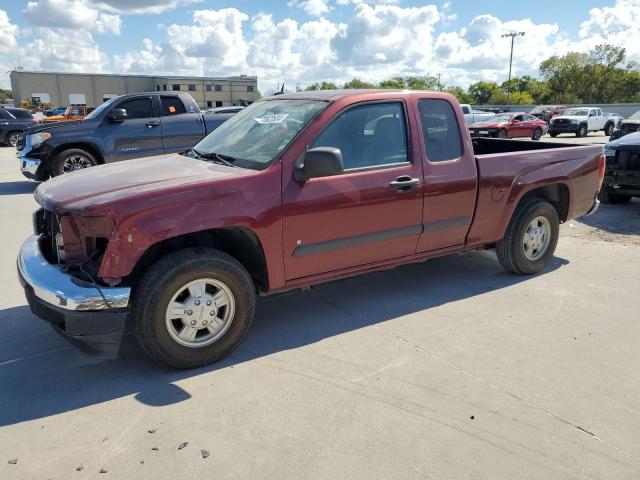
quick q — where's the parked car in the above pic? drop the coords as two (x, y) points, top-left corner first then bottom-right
(0, 107), (38, 147)
(529, 105), (567, 123)
(18, 92), (232, 180)
(603, 112), (625, 129)
(202, 106), (244, 130)
(548, 107), (615, 137)
(42, 105), (95, 123)
(460, 104), (495, 125)
(599, 132), (640, 203)
(610, 109), (640, 140)
(469, 112), (548, 140)
(43, 106), (66, 117)
(17, 90), (605, 368)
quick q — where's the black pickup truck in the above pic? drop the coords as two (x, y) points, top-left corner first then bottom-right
(18, 92), (239, 180)
(600, 132), (640, 203)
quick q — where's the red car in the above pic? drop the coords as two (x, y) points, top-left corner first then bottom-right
(469, 112), (549, 140)
(19, 91), (603, 368)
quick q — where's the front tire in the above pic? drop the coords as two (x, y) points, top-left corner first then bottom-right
(496, 199), (559, 275)
(497, 129), (508, 139)
(549, 132), (558, 138)
(52, 148), (97, 176)
(604, 123), (614, 136)
(132, 247), (256, 369)
(576, 124), (587, 137)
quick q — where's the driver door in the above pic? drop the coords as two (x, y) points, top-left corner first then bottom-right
(101, 96), (165, 162)
(282, 100), (424, 280)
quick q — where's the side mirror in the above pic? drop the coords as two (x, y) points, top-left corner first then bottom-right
(294, 147), (344, 182)
(108, 108), (128, 122)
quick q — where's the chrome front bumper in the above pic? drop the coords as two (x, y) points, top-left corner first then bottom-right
(18, 235), (131, 311)
(18, 153), (41, 177)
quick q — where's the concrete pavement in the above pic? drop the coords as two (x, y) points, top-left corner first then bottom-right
(0, 145), (639, 480)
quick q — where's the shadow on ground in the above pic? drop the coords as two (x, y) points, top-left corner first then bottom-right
(0, 251), (568, 427)
(577, 198), (640, 235)
(0, 181), (38, 196)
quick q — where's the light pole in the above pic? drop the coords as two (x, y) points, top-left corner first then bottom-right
(501, 31), (525, 105)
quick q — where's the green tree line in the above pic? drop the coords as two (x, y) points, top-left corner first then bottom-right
(299, 44), (640, 105)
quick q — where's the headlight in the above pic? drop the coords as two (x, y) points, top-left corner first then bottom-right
(30, 132), (51, 148)
(570, 119), (579, 124)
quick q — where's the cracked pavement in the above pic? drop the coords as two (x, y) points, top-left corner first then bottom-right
(0, 146), (639, 479)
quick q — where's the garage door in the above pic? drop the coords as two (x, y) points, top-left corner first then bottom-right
(69, 93), (86, 105)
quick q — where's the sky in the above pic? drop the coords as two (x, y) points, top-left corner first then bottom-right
(0, 0), (637, 93)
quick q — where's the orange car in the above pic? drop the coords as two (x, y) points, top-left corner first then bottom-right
(42, 105), (94, 123)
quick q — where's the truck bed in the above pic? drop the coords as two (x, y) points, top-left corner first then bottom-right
(467, 138), (604, 248)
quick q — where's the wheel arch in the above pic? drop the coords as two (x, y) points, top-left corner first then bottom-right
(50, 142), (105, 167)
(514, 183), (570, 224)
(128, 227), (270, 293)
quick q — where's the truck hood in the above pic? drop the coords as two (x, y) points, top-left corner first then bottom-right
(27, 119), (84, 134)
(552, 115), (585, 122)
(35, 153), (254, 212)
(607, 131), (640, 150)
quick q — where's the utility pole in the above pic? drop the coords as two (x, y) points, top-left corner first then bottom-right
(436, 73), (442, 91)
(501, 31), (525, 105)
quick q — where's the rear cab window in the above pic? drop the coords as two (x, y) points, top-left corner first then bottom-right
(161, 96), (187, 116)
(418, 99), (463, 163)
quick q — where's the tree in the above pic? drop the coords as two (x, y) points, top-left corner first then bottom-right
(305, 81), (338, 91)
(468, 81), (499, 105)
(444, 86), (472, 104)
(0, 89), (11, 104)
(343, 78), (376, 89)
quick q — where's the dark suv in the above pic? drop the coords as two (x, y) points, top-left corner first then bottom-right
(0, 107), (37, 147)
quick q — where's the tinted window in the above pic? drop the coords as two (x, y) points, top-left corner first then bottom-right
(311, 102), (408, 170)
(7, 108), (32, 119)
(119, 98), (153, 119)
(418, 99), (463, 162)
(161, 96), (186, 115)
(513, 115), (524, 121)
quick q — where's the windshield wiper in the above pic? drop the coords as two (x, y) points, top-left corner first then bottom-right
(190, 149), (238, 168)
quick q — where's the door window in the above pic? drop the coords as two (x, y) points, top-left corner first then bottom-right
(118, 98), (153, 119)
(311, 102), (408, 170)
(160, 96), (187, 116)
(513, 115), (524, 122)
(418, 99), (463, 162)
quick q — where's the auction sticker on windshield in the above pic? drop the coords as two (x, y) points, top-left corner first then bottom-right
(255, 113), (289, 124)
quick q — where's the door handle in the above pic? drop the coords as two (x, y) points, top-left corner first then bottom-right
(389, 176), (421, 192)
(147, 120), (160, 127)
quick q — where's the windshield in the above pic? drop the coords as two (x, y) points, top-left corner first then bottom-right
(194, 99), (328, 170)
(565, 108), (589, 116)
(487, 114), (513, 122)
(84, 96), (119, 120)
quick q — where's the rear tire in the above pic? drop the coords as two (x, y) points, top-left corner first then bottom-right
(496, 199), (559, 275)
(132, 247), (256, 369)
(531, 128), (542, 141)
(598, 189), (631, 204)
(52, 148), (97, 176)
(5, 131), (21, 147)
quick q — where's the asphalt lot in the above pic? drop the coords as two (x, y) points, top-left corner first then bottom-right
(1, 137), (639, 480)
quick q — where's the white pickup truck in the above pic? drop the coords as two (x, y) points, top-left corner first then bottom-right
(548, 107), (616, 138)
(460, 104), (495, 125)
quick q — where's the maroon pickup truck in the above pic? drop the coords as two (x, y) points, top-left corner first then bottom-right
(18, 90), (605, 368)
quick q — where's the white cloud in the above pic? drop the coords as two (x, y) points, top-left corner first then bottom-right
(579, 0), (640, 60)
(92, 0), (202, 14)
(288, 0), (331, 17)
(0, 9), (18, 54)
(24, 0), (121, 34)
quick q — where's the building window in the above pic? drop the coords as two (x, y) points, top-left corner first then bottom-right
(206, 101), (213, 108)
(215, 101), (223, 107)
(156, 85), (160, 91)
(205, 84), (212, 92)
(215, 85), (222, 92)
(163, 84), (167, 91)
(172, 84), (181, 91)
(188, 84), (196, 92)
(247, 85), (254, 92)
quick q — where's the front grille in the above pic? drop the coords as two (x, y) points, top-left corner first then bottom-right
(554, 119), (572, 125)
(614, 151), (640, 171)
